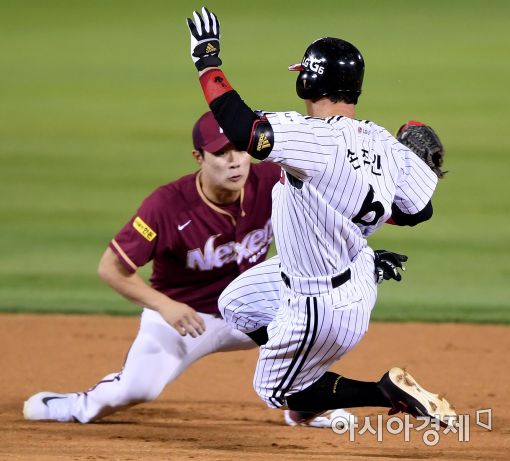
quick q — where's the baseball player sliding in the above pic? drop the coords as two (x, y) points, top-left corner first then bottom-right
(186, 8), (454, 427)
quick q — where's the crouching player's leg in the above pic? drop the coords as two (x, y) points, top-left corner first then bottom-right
(218, 255), (356, 428)
(23, 308), (254, 423)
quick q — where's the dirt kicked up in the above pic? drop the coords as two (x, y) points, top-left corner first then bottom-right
(0, 314), (507, 461)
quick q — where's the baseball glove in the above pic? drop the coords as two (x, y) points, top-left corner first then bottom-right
(396, 121), (445, 178)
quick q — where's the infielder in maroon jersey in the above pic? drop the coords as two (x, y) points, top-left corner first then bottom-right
(22, 112), (355, 427)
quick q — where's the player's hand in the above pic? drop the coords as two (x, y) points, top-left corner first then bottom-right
(186, 7), (221, 71)
(374, 250), (408, 284)
(159, 302), (206, 337)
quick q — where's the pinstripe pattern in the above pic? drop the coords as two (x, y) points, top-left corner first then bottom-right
(268, 297), (314, 406)
(219, 110), (437, 409)
(265, 111), (437, 279)
(253, 248), (377, 408)
(218, 256), (281, 333)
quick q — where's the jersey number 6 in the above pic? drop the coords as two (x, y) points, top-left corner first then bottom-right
(352, 185), (385, 226)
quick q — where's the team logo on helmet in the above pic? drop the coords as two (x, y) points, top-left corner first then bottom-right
(302, 56), (325, 75)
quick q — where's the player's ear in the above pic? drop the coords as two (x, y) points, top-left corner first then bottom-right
(192, 149), (204, 165)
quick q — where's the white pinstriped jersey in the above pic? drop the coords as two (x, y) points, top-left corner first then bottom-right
(262, 111), (438, 279)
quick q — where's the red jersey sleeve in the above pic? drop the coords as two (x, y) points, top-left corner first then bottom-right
(109, 192), (165, 273)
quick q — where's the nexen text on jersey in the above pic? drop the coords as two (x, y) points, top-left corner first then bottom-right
(186, 219), (273, 270)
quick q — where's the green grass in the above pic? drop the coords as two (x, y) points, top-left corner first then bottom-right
(0, 0), (509, 321)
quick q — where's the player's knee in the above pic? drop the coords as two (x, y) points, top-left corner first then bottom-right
(105, 336), (171, 406)
(252, 384), (312, 410)
(254, 389), (280, 409)
(130, 386), (161, 403)
(217, 288), (236, 321)
(107, 381), (161, 407)
(253, 380), (284, 409)
(217, 294), (227, 319)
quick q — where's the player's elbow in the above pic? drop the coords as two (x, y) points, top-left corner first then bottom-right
(390, 201), (433, 227)
(208, 91), (274, 159)
(97, 247), (122, 285)
(97, 253), (112, 283)
(415, 202), (433, 224)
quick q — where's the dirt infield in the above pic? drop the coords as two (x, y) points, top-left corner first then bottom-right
(0, 314), (508, 460)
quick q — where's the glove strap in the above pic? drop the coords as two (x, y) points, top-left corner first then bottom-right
(199, 69), (234, 105)
(195, 56), (222, 72)
(193, 38), (222, 71)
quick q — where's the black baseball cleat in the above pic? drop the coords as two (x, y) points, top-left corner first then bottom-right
(377, 367), (456, 428)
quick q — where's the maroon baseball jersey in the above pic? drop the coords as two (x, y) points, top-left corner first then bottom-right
(110, 162), (280, 314)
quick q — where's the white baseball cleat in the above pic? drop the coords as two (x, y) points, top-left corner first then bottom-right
(284, 408), (357, 428)
(23, 392), (75, 422)
(377, 367), (457, 428)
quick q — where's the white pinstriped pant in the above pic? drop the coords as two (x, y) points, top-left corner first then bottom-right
(219, 248), (377, 408)
(219, 256), (282, 334)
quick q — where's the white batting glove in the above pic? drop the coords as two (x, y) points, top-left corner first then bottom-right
(186, 7), (221, 71)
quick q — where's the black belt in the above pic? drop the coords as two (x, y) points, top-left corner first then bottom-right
(281, 269), (351, 290)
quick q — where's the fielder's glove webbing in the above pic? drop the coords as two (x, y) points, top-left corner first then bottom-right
(187, 7), (222, 71)
(397, 121), (446, 179)
(374, 250), (408, 284)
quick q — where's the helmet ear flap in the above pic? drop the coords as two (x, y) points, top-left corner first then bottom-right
(296, 70), (323, 100)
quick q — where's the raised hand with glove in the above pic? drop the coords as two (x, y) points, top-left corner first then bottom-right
(187, 7), (221, 71)
(186, 7), (270, 157)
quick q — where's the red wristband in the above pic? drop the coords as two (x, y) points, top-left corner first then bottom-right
(199, 69), (234, 105)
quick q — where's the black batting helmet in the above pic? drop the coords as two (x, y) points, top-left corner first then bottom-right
(289, 37), (365, 102)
